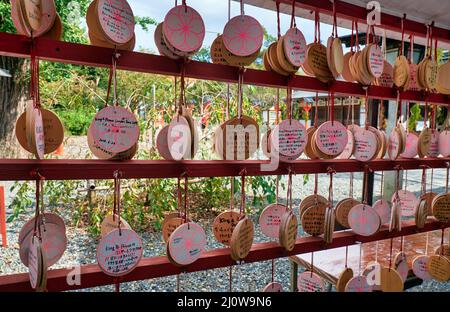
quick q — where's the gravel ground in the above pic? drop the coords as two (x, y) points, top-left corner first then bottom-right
(0, 170), (449, 292)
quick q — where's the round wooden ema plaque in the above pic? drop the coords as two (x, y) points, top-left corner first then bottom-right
(315, 121), (348, 157)
(154, 23), (180, 60)
(336, 129), (354, 159)
(347, 204), (381, 236)
(217, 116), (259, 161)
(306, 43), (333, 83)
(162, 216), (185, 243)
(97, 228), (143, 276)
(304, 127), (318, 159)
(213, 210), (240, 246)
(28, 236), (46, 291)
(341, 52), (355, 82)
(210, 35), (227, 65)
(100, 214), (131, 238)
(424, 60), (438, 89)
(168, 222), (207, 266)
(90, 106), (139, 157)
(230, 217), (254, 261)
(400, 132), (418, 158)
(156, 125), (173, 160)
(262, 282), (283, 292)
(33, 0), (57, 37)
(222, 15), (263, 57)
(366, 44), (384, 78)
(412, 255), (432, 280)
(394, 252), (409, 282)
(438, 130), (450, 157)
(388, 127), (402, 160)
(276, 37), (299, 73)
(417, 128), (434, 157)
(223, 42), (259, 67)
(431, 193), (450, 222)
(31, 107), (45, 159)
(428, 255), (450, 282)
(19, 213), (67, 268)
(393, 55), (409, 88)
(299, 194), (328, 216)
(415, 198), (427, 228)
(270, 119), (307, 161)
(331, 38), (344, 75)
(301, 203), (326, 236)
(353, 127), (378, 161)
(96, 0), (135, 45)
(380, 267), (404, 292)
(283, 28), (306, 67)
(259, 203), (287, 239)
(279, 211), (298, 251)
(163, 5), (205, 53)
(11, 0), (29, 36)
(335, 198), (360, 228)
(391, 190), (419, 218)
(336, 267), (354, 292)
(420, 192), (437, 216)
(23, 0), (42, 31)
(297, 271), (325, 292)
(376, 60), (394, 87)
(167, 115), (192, 160)
(267, 42), (289, 76)
(345, 275), (373, 292)
(427, 129), (440, 158)
(372, 199), (391, 225)
(16, 108), (64, 155)
(41, 13), (63, 41)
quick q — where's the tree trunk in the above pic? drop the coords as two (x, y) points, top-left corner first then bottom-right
(0, 55), (27, 158)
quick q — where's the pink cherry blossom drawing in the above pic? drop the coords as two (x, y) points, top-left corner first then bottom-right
(223, 15), (263, 56)
(163, 5), (205, 53)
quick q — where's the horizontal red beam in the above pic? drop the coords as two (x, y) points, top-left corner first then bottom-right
(275, 0), (450, 43)
(0, 158), (448, 181)
(0, 219), (447, 292)
(0, 33), (448, 105)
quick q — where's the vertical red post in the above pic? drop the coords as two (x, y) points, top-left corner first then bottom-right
(0, 185), (6, 247)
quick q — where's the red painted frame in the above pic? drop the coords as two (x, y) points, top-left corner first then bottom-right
(0, 33), (448, 105)
(0, 158), (448, 181)
(0, 220), (447, 292)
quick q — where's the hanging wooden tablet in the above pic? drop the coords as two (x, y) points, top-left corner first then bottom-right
(41, 13), (62, 41)
(418, 127), (433, 157)
(213, 210), (240, 246)
(271, 119), (307, 161)
(307, 43), (333, 83)
(412, 255), (432, 280)
(391, 190), (419, 218)
(230, 217), (254, 261)
(16, 108), (64, 155)
(259, 204), (287, 239)
(420, 192), (437, 216)
(156, 125), (173, 160)
(97, 228), (143, 276)
(415, 198), (428, 229)
(33, 0), (58, 38)
(428, 255), (450, 282)
(388, 126), (402, 160)
(276, 37), (299, 74)
(267, 42), (289, 76)
(431, 193), (450, 222)
(353, 127), (378, 161)
(223, 45), (259, 67)
(28, 236), (46, 291)
(375, 60), (394, 87)
(19, 213), (67, 268)
(304, 127), (318, 159)
(393, 55), (409, 88)
(210, 35), (228, 65)
(380, 267), (404, 292)
(348, 204), (381, 236)
(394, 251), (409, 282)
(154, 23), (180, 60)
(262, 282), (283, 292)
(100, 214), (131, 238)
(163, 5), (205, 53)
(372, 199), (391, 225)
(345, 275), (373, 292)
(297, 271), (325, 292)
(11, 0), (30, 36)
(279, 211), (298, 251)
(437, 61), (450, 94)
(314, 121), (348, 158)
(168, 222), (207, 266)
(336, 268), (353, 292)
(335, 198), (360, 228)
(301, 203), (326, 236)
(337, 129), (354, 159)
(435, 245), (450, 261)
(438, 129), (450, 157)
(299, 194), (328, 216)
(283, 28), (306, 67)
(96, 0), (135, 45)
(400, 132), (418, 158)
(162, 216), (185, 243)
(167, 115), (192, 160)
(22, 0), (42, 32)
(222, 15), (263, 57)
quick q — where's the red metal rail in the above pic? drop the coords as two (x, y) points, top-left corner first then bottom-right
(0, 219), (447, 292)
(276, 0), (450, 43)
(0, 158), (448, 181)
(0, 32), (448, 105)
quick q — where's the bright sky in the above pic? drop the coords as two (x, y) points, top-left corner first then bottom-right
(128, 0), (352, 53)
